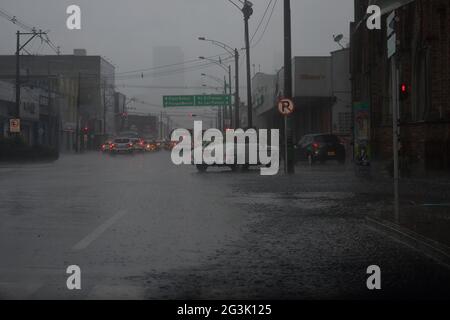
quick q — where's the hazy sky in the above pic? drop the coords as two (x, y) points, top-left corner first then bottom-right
(0, 0), (354, 118)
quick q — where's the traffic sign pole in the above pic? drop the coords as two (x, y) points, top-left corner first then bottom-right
(278, 98), (295, 174)
(284, 115), (288, 173)
(392, 55), (400, 224)
(284, 0), (295, 174)
(387, 10), (400, 223)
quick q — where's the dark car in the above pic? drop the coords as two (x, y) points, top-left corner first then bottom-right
(295, 134), (345, 165)
(143, 140), (158, 152)
(130, 138), (145, 152)
(193, 141), (279, 173)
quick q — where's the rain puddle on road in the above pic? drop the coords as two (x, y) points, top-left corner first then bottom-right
(231, 192), (354, 210)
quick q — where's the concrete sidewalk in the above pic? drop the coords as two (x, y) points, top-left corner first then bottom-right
(290, 160), (450, 249)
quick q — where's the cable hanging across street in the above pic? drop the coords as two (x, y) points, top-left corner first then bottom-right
(0, 7), (61, 54)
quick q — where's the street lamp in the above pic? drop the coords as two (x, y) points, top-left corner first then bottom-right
(333, 34), (346, 49)
(199, 56), (233, 130)
(224, 0), (254, 127)
(198, 37), (240, 128)
(202, 73), (225, 130)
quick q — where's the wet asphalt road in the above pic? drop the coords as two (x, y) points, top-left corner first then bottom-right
(0, 151), (449, 300)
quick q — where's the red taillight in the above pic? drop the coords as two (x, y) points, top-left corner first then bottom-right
(110, 144), (115, 149)
(128, 143), (133, 147)
(312, 143), (319, 149)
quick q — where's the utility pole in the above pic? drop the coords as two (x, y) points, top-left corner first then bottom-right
(15, 30), (48, 119)
(228, 65), (233, 128)
(15, 31), (20, 118)
(160, 111), (163, 140)
(103, 80), (107, 137)
(167, 116), (172, 137)
(75, 72), (81, 153)
(387, 10), (400, 223)
(234, 48), (240, 128)
(284, 0), (295, 174)
(197, 38), (241, 129)
(243, 1), (254, 128)
(223, 76), (227, 130)
(392, 58), (400, 223)
(217, 104), (222, 131)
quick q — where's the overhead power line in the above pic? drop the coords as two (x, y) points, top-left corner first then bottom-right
(116, 85), (222, 90)
(251, 0), (278, 49)
(116, 56), (234, 81)
(250, 0), (273, 44)
(227, 0), (242, 11)
(0, 7), (61, 54)
(116, 53), (230, 76)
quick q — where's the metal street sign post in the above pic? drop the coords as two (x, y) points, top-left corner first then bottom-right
(278, 98), (295, 174)
(387, 10), (400, 223)
(163, 95), (231, 108)
(387, 11), (397, 59)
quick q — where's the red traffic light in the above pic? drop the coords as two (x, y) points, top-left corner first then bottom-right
(399, 83), (409, 101)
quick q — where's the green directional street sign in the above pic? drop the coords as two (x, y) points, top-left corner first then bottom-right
(163, 95), (195, 108)
(195, 94), (231, 106)
(163, 95), (231, 108)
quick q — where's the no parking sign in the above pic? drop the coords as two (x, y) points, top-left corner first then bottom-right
(9, 119), (20, 133)
(278, 98), (295, 116)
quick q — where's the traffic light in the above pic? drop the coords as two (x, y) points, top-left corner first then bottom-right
(399, 83), (409, 101)
(83, 127), (89, 134)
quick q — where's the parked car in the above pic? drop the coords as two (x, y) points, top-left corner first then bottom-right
(295, 134), (345, 165)
(193, 141), (278, 173)
(110, 138), (134, 154)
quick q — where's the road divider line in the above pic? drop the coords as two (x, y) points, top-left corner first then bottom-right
(366, 217), (450, 269)
(72, 209), (128, 251)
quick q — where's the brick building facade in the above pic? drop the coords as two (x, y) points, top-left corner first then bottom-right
(351, 0), (450, 172)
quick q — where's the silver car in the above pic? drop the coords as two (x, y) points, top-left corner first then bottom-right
(110, 138), (134, 154)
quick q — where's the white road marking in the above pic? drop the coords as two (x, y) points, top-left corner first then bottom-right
(72, 209), (128, 251)
(366, 224), (450, 270)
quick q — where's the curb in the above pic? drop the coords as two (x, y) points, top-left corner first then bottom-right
(366, 216), (450, 268)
